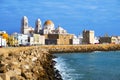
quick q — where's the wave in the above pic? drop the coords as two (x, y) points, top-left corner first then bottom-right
(53, 57), (84, 80)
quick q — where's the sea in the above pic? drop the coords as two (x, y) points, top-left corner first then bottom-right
(53, 51), (120, 80)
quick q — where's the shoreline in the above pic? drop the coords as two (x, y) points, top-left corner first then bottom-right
(0, 44), (120, 79)
(39, 44), (120, 53)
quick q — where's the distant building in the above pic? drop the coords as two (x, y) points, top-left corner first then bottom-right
(21, 16), (34, 34)
(42, 20), (68, 35)
(0, 31), (6, 34)
(82, 30), (95, 44)
(78, 34), (83, 44)
(34, 19), (42, 34)
(0, 36), (7, 47)
(8, 35), (18, 46)
(12, 33), (45, 46)
(12, 33), (29, 46)
(99, 37), (111, 44)
(94, 37), (99, 44)
(18, 34), (29, 46)
(71, 35), (80, 45)
(31, 34), (45, 45)
(43, 20), (55, 34)
(21, 16), (68, 35)
(45, 34), (73, 45)
(99, 36), (120, 44)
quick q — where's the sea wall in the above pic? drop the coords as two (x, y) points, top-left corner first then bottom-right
(39, 44), (120, 53)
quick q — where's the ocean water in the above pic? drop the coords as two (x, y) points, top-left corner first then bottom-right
(54, 51), (120, 80)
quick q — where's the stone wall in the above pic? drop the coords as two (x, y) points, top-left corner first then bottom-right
(39, 44), (120, 53)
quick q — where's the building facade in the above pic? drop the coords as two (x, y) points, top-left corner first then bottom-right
(8, 35), (18, 46)
(31, 34), (45, 45)
(34, 19), (42, 34)
(82, 30), (95, 44)
(45, 34), (73, 45)
(71, 35), (80, 45)
(21, 16), (34, 34)
(99, 36), (120, 44)
(0, 36), (7, 47)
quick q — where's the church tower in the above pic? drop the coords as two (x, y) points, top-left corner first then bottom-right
(21, 16), (28, 34)
(35, 19), (42, 34)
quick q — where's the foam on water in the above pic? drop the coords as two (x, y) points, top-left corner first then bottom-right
(53, 57), (84, 80)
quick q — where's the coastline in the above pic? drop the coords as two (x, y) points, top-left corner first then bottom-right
(39, 44), (120, 53)
(0, 44), (120, 79)
(0, 47), (62, 80)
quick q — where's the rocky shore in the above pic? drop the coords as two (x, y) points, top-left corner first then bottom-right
(0, 44), (120, 80)
(0, 47), (62, 80)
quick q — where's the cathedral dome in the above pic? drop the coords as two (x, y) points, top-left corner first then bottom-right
(44, 20), (54, 26)
(43, 20), (55, 30)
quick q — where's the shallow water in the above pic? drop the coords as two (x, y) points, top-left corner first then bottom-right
(54, 51), (120, 80)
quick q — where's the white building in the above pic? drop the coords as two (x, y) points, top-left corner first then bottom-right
(0, 36), (7, 47)
(0, 31), (6, 34)
(78, 34), (83, 44)
(21, 16), (34, 34)
(55, 26), (67, 34)
(71, 35), (80, 45)
(94, 37), (99, 44)
(43, 20), (68, 35)
(34, 19), (42, 34)
(29, 37), (34, 45)
(31, 34), (45, 45)
(21, 16), (68, 35)
(17, 34), (29, 46)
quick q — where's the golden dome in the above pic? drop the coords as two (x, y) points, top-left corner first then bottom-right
(44, 20), (54, 26)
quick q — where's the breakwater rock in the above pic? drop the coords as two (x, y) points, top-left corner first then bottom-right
(0, 47), (62, 80)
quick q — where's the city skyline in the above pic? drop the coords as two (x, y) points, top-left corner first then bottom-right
(0, 0), (120, 36)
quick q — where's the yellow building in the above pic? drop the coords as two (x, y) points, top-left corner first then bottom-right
(8, 36), (18, 46)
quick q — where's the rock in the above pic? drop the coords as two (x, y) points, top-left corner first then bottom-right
(0, 73), (10, 80)
(0, 47), (63, 80)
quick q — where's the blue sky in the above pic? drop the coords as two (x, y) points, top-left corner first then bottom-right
(0, 0), (120, 36)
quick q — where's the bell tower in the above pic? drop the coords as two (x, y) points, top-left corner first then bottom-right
(35, 18), (42, 34)
(21, 16), (28, 34)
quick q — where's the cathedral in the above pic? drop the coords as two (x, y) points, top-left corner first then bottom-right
(21, 16), (34, 34)
(21, 16), (68, 35)
(21, 16), (74, 45)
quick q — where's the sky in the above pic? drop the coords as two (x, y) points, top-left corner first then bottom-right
(0, 0), (120, 36)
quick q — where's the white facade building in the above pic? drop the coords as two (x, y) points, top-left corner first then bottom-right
(29, 37), (34, 45)
(17, 34), (29, 46)
(34, 19), (42, 34)
(0, 36), (7, 47)
(94, 37), (99, 44)
(55, 26), (67, 34)
(71, 35), (80, 45)
(31, 34), (45, 45)
(21, 16), (34, 34)
(21, 16), (68, 35)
